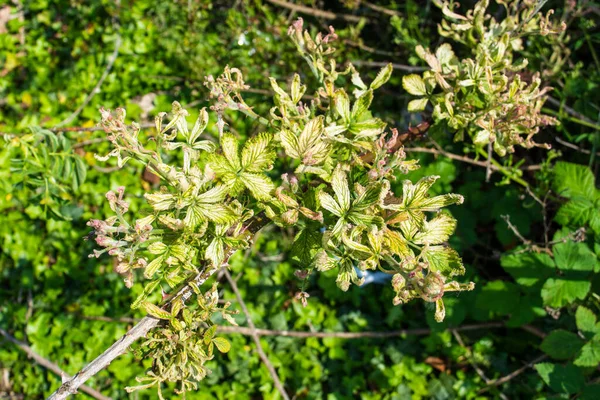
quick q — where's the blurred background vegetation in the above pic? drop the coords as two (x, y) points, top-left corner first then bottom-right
(1, 0), (600, 398)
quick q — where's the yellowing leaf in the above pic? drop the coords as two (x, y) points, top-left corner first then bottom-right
(403, 74), (427, 96)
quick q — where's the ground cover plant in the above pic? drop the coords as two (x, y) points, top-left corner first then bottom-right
(1, 0), (600, 399)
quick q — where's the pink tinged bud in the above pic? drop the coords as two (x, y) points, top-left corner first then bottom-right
(295, 291), (310, 308)
(115, 262), (130, 274)
(124, 272), (134, 289)
(294, 270), (310, 280)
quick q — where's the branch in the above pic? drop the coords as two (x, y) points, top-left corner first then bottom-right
(352, 60), (428, 73)
(452, 330), (509, 400)
(478, 354), (548, 393)
(266, 0), (363, 22)
(0, 328), (110, 400)
(224, 269), (290, 400)
(555, 137), (600, 156)
(344, 39), (401, 57)
(82, 313), (509, 339)
(404, 145), (542, 172)
(218, 322), (504, 338)
(545, 96), (599, 128)
(362, 1), (402, 17)
(48, 214), (271, 399)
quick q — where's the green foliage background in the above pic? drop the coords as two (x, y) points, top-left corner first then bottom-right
(1, 0), (600, 398)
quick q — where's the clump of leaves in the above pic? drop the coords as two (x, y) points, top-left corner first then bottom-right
(89, 18), (473, 395)
(403, 0), (565, 156)
(127, 283), (236, 398)
(4, 128), (86, 220)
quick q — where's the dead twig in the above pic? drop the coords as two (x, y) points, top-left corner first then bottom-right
(362, 1), (402, 17)
(452, 329), (509, 400)
(266, 0), (363, 22)
(478, 354), (548, 393)
(546, 96), (598, 128)
(352, 60), (428, 73)
(555, 137), (600, 156)
(224, 269), (290, 400)
(0, 328), (111, 400)
(404, 145), (542, 172)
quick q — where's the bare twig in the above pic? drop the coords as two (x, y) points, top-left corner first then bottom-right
(555, 137), (600, 156)
(223, 269), (290, 400)
(83, 313), (508, 339)
(546, 96), (598, 127)
(344, 39), (401, 57)
(352, 60), (428, 73)
(479, 354), (548, 393)
(218, 322), (504, 339)
(266, 0), (363, 22)
(451, 330), (509, 400)
(0, 328), (110, 400)
(485, 141), (493, 182)
(404, 145), (542, 172)
(54, 5), (122, 128)
(362, 1), (402, 17)
(501, 214), (530, 244)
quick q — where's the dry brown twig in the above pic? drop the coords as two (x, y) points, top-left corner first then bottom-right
(352, 60), (428, 73)
(478, 354), (548, 394)
(266, 0), (363, 22)
(223, 269), (290, 400)
(452, 330), (509, 400)
(0, 328), (110, 400)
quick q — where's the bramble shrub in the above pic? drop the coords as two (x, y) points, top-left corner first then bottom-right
(1, 0), (600, 399)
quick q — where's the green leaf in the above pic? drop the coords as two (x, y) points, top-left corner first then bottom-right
(290, 228), (322, 267)
(144, 255), (165, 279)
(555, 197), (595, 227)
(351, 89), (373, 119)
(334, 90), (351, 122)
(423, 246), (465, 278)
(331, 166), (351, 211)
(574, 336), (600, 367)
(212, 337), (231, 353)
(403, 74), (427, 96)
(241, 172), (274, 200)
(554, 241), (596, 272)
(500, 251), (554, 288)
(318, 192), (343, 217)
(370, 63), (393, 90)
(73, 157), (86, 191)
(349, 118), (386, 138)
(541, 278), (591, 308)
(189, 108), (209, 144)
(205, 237), (225, 267)
(553, 162), (595, 199)
(407, 98), (429, 112)
(241, 132), (275, 173)
(475, 281), (520, 316)
(576, 306), (600, 339)
(145, 192), (176, 211)
(220, 133), (241, 170)
(535, 362), (585, 394)
(352, 184), (381, 211)
(540, 330), (584, 360)
(142, 301), (172, 320)
(413, 212), (457, 245)
(148, 242), (168, 255)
